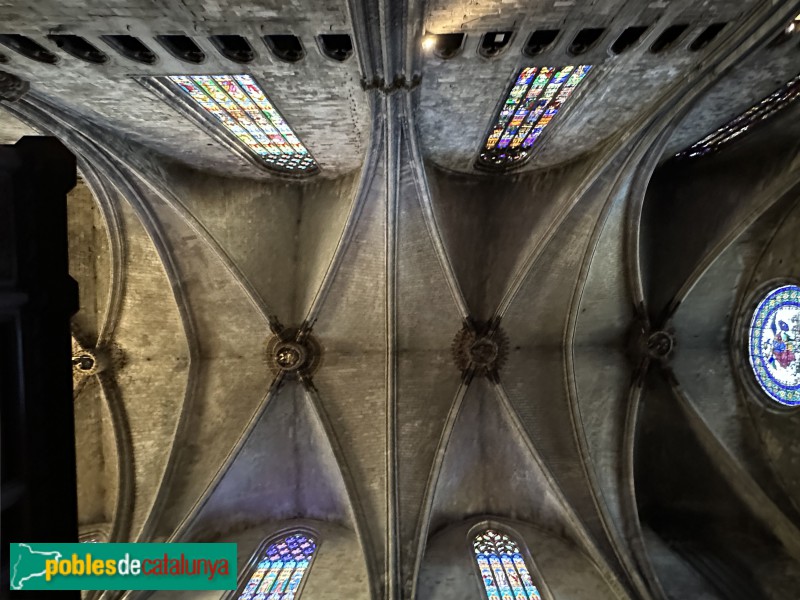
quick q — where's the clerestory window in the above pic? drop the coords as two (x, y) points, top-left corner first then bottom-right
(678, 74), (800, 158)
(147, 74), (318, 174)
(237, 531), (318, 600)
(477, 65), (591, 170)
(472, 528), (543, 600)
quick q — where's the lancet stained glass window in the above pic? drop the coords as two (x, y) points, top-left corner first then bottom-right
(472, 529), (542, 600)
(678, 73), (800, 159)
(167, 74), (317, 174)
(238, 532), (317, 600)
(478, 65), (592, 169)
(749, 285), (800, 407)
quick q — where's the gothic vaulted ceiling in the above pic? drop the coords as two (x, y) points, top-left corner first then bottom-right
(1, 0), (800, 598)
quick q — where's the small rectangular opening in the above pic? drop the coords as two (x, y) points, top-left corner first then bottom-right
(48, 35), (108, 64)
(689, 23), (727, 52)
(0, 34), (58, 64)
(650, 24), (689, 53)
(263, 34), (305, 63)
(101, 35), (156, 64)
(569, 28), (605, 55)
(611, 26), (649, 54)
(430, 33), (465, 59)
(318, 34), (353, 61)
(524, 29), (559, 56)
(480, 30), (513, 57)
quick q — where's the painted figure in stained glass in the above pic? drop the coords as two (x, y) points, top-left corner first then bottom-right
(238, 532), (317, 600)
(749, 285), (800, 406)
(472, 529), (542, 600)
(771, 318), (797, 368)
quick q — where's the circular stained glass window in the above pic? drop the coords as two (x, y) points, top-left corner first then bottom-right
(749, 285), (800, 406)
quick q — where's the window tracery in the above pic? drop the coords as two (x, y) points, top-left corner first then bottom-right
(472, 529), (542, 600)
(238, 532), (317, 600)
(165, 74), (317, 174)
(478, 65), (591, 170)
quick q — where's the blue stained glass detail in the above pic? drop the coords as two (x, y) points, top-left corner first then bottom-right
(473, 530), (542, 600)
(238, 533), (317, 600)
(479, 65), (592, 169)
(678, 73), (800, 159)
(165, 74), (318, 174)
(477, 555), (502, 600)
(512, 554), (540, 599)
(748, 285), (800, 406)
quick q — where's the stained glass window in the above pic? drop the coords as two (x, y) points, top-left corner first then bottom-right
(478, 65), (592, 169)
(749, 285), (800, 407)
(238, 532), (317, 600)
(166, 74), (317, 174)
(472, 529), (542, 600)
(678, 74), (800, 159)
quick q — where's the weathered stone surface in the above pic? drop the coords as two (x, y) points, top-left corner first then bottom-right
(8, 0), (798, 596)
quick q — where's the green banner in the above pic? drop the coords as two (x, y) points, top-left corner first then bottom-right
(9, 543), (237, 591)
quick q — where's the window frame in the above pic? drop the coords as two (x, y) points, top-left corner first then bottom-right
(227, 526), (321, 600)
(733, 278), (800, 413)
(467, 520), (551, 600)
(137, 74), (320, 178)
(475, 65), (593, 172)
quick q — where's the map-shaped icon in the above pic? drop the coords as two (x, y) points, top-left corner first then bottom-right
(10, 543), (62, 590)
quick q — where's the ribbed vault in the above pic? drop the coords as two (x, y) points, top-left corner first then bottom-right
(2, 0), (800, 598)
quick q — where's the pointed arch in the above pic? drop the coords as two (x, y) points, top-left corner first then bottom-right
(470, 527), (543, 600)
(234, 529), (319, 600)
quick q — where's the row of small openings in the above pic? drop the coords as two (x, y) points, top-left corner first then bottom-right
(425, 22), (729, 60)
(0, 33), (354, 66)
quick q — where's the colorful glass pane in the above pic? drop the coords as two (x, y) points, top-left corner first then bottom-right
(238, 533), (317, 600)
(479, 65), (592, 169)
(473, 530), (542, 600)
(749, 285), (800, 406)
(678, 73), (800, 158)
(166, 75), (317, 174)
